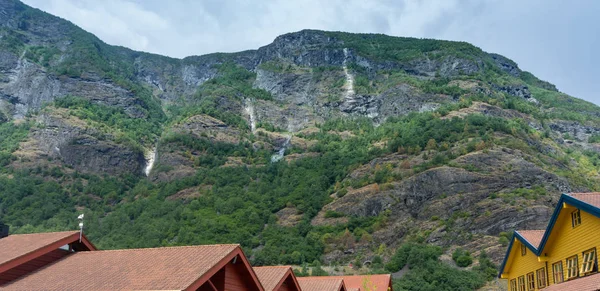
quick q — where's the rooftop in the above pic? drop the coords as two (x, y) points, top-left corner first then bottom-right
(297, 277), (345, 291)
(570, 192), (600, 209)
(543, 272), (600, 291)
(326, 275), (391, 291)
(253, 266), (296, 291)
(0, 231), (83, 268)
(516, 229), (545, 248)
(2, 244), (241, 291)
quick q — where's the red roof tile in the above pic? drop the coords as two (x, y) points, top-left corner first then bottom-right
(570, 192), (600, 208)
(254, 266), (298, 291)
(327, 275), (392, 291)
(0, 231), (82, 267)
(543, 272), (600, 291)
(3, 244), (242, 291)
(516, 230), (545, 248)
(297, 277), (346, 291)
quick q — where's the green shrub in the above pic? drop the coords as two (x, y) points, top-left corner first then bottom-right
(452, 248), (473, 267)
(324, 210), (345, 218)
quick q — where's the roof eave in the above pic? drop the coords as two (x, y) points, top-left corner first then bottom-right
(497, 231), (539, 278)
(536, 194), (600, 255)
(0, 231), (94, 274)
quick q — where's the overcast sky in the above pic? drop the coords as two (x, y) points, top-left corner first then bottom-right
(22, 0), (600, 104)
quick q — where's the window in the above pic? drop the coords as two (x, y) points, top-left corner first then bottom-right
(518, 276), (526, 291)
(521, 244), (527, 256)
(526, 272), (535, 290)
(553, 261), (564, 283)
(572, 209), (581, 227)
(567, 255), (579, 279)
(581, 249), (597, 274)
(510, 279), (517, 291)
(537, 268), (547, 288)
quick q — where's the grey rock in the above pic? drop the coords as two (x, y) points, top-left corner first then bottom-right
(549, 120), (600, 142)
(489, 53), (520, 77)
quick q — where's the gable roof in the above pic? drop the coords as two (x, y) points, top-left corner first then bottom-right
(570, 192), (600, 208)
(326, 275), (392, 291)
(517, 230), (544, 248)
(499, 193), (600, 277)
(536, 193), (600, 254)
(2, 244), (263, 291)
(297, 277), (346, 291)
(0, 231), (95, 274)
(254, 266), (300, 291)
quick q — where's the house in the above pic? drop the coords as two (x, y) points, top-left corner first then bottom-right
(254, 266), (301, 291)
(297, 277), (347, 291)
(2, 244), (264, 291)
(499, 193), (600, 290)
(0, 230), (95, 285)
(326, 275), (393, 291)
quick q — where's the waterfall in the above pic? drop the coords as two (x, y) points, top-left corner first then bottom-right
(342, 48), (355, 99)
(144, 147), (157, 176)
(244, 99), (257, 134)
(270, 135), (291, 163)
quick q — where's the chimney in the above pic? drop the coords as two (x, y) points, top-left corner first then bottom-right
(0, 223), (9, 239)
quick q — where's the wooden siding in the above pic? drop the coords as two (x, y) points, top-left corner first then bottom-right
(279, 276), (299, 291)
(542, 203), (600, 285)
(0, 248), (71, 285)
(224, 256), (261, 291)
(505, 239), (546, 290)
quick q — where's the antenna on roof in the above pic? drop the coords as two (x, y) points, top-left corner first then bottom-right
(77, 213), (84, 243)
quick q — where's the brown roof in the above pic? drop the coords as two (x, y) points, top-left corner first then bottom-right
(516, 230), (545, 248)
(570, 192), (600, 208)
(0, 231), (94, 271)
(297, 277), (346, 291)
(3, 244), (247, 291)
(254, 266), (299, 291)
(327, 275), (392, 291)
(543, 272), (600, 291)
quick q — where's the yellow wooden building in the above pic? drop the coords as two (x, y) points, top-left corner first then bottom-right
(499, 193), (600, 290)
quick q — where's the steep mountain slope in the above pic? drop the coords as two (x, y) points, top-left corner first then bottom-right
(2, 0), (600, 277)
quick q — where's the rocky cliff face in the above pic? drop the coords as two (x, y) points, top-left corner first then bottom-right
(2, 0), (600, 272)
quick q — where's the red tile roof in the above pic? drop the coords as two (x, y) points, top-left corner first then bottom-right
(2, 244), (247, 291)
(254, 266), (299, 291)
(570, 192), (600, 208)
(297, 277), (346, 291)
(543, 272), (600, 291)
(0, 231), (92, 271)
(516, 230), (545, 248)
(327, 275), (392, 291)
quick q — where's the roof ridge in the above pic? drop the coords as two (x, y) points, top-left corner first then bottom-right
(254, 265), (291, 268)
(516, 229), (545, 232)
(328, 274), (391, 277)
(6, 230), (79, 236)
(73, 244), (240, 254)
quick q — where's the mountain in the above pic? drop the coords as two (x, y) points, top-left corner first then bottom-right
(2, 0), (600, 279)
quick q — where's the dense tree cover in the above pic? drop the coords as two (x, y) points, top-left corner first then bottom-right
(0, 102), (541, 270)
(0, 122), (30, 166)
(386, 243), (493, 291)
